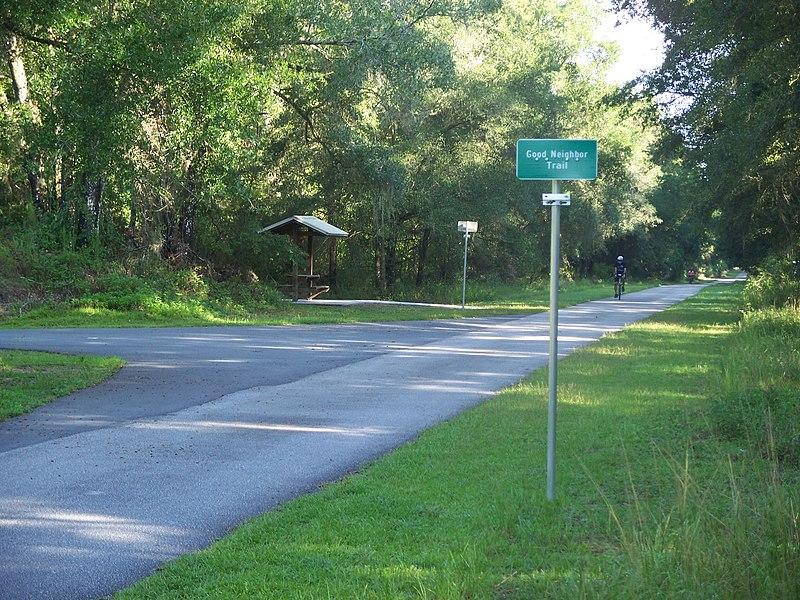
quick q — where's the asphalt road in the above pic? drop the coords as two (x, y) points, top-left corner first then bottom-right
(0, 284), (709, 599)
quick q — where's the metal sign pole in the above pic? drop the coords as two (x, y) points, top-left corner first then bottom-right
(516, 138), (593, 501)
(461, 231), (469, 309)
(547, 179), (561, 501)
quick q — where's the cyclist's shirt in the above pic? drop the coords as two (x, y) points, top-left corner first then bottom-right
(614, 260), (626, 278)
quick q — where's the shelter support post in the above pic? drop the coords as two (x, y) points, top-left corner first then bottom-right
(307, 233), (314, 276)
(292, 230), (300, 301)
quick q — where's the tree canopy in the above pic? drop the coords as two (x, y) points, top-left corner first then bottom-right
(4, 0), (766, 299)
(619, 0), (800, 270)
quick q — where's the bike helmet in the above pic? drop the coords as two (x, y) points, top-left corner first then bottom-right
(617, 255), (623, 261)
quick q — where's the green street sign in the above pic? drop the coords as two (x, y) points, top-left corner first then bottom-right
(516, 139), (598, 180)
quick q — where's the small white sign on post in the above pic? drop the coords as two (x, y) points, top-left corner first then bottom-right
(457, 221), (478, 308)
(542, 193), (571, 206)
(458, 221), (478, 233)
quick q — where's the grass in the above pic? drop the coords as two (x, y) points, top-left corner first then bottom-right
(0, 279), (655, 329)
(0, 350), (123, 421)
(115, 283), (799, 599)
(709, 305), (800, 465)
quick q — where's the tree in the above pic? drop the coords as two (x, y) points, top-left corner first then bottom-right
(617, 0), (800, 268)
(1, 0), (669, 294)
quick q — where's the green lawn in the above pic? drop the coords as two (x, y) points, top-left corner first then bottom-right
(0, 350), (124, 421)
(0, 279), (654, 329)
(115, 283), (798, 598)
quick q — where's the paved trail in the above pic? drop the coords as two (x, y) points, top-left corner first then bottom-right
(0, 284), (709, 599)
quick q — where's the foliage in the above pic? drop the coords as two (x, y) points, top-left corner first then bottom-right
(619, 0), (800, 270)
(0, 0), (678, 294)
(625, 160), (711, 279)
(742, 255), (800, 310)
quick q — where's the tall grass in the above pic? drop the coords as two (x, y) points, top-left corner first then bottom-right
(585, 450), (800, 599)
(711, 306), (800, 464)
(589, 296), (800, 598)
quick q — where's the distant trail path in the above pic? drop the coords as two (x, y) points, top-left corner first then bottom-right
(0, 283), (712, 600)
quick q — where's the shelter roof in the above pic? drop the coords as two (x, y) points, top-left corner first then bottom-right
(259, 215), (349, 237)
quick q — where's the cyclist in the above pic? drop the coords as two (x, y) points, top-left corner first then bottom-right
(613, 255), (627, 298)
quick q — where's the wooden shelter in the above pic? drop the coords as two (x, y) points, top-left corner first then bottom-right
(259, 215), (349, 300)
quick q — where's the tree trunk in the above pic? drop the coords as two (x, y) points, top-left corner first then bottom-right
(59, 155), (71, 213)
(177, 147), (204, 251)
(76, 175), (102, 244)
(385, 233), (397, 291)
(26, 169), (43, 210)
(53, 155), (63, 212)
(179, 201), (195, 247)
(325, 201), (338, 289)
(415, 227), (430, 286)
(129, 194), (137, 231)
(5, 34), (29, 104)
(86, 177), (103, 232)
(161, 208), (176, 259)
(4, 32), (44, 212)
(374, 235), (386, 293)
(373, 186), (394, 294)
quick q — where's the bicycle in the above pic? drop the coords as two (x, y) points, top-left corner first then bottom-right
(614, 274), (626, 299)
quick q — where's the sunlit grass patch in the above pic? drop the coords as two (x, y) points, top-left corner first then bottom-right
(0, 280), (656, 328)
(591, 344), (632, 356)
(0, 350), (124, 420)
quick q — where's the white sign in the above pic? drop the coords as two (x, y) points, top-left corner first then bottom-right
(458, 221), (478, 233)
(542, 193), (571, 206)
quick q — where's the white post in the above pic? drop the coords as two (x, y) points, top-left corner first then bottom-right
(547, 179), (561, 501)
(461, 231), (469, 309)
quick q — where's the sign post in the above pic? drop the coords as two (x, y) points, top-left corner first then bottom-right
(457, 221), (478, 308)
(516, 139), (597, 501)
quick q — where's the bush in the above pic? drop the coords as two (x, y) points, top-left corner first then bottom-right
(210, 279), (281, 307)
(743, 255), (800, 309)
(92, 272), (149, 295)
(161, 268), (211, 299)
(1, 248), (100, 298)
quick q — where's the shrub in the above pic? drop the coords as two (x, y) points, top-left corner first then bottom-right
(743, 255), (800, 309)
(210, 279), (281, 307)
(93, 272), (148, 295)
(0, 222), (288, 317)
(164, 268), (210, 299)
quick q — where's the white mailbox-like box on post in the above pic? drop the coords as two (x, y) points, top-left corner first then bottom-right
(458, 221), (478, 233)
(457, 221), (477, 309)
